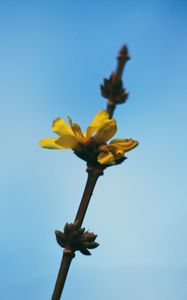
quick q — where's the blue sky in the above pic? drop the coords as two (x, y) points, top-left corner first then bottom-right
(0, 0), (187, 299)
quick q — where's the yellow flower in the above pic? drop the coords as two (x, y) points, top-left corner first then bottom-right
(39, 110), (138, 166)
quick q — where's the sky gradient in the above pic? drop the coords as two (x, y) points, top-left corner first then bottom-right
(1, 0), (187, 299)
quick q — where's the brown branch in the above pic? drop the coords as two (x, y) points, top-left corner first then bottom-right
(51, 166), (103, 299)
(52, 250), (75, 300)
(116, 45), (130, 80)
(107, 99), (116, 119)
(75, 166), (103, 226)
(52, 45), (129, 299)
(106, 45), (130, 118)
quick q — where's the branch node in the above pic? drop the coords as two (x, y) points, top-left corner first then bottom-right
(55, 222), (99, 256)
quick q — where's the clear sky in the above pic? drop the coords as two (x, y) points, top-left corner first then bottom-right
(1, 0), (187, 299)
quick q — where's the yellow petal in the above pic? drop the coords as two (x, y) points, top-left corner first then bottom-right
(39, 138), (63, 149)
(68, 117), (84, 142)
(86, 110), (109, 138)
(56, 135), (78, 149)
(107, 145), (124, 158)
(97, 152), (115, 165)
(52, 118), (74, 136)
(109, 138), (139, 151)
(94, 119), (117, 144)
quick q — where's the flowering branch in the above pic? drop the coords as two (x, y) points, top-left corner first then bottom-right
(40, 45), (138, 299)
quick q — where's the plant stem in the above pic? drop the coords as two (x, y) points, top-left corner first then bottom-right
(52, 250), (75, 300)
(116, 45), (129, 80)
(52, 45), (128, 299)
(51, 167), (103, 299)
(75, 167), (103, 226)
(107, 45), (129, 119)
(107, 100), (116, 119)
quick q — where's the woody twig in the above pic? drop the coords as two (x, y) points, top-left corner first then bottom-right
(39, 45), (138, 299)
